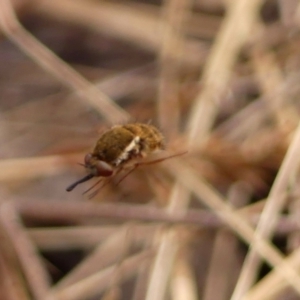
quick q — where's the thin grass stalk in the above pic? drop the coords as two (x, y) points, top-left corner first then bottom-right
(0, 154), (82, 182)
(145, 183), (191, 300)
(28, 225), (154, 251)
(170, 252), (198, 300)
(187, 0), (264, 145)
(35, 0), (162, 52)
(0, 0), (129, 124)
(15, 197), (300, 236)
(287, 185), (300, 253)
(146, 1), (264, 298)
(0, 250), (30, 300)
(0, 201), (51, 300)
(32, 0), (208, 66)
(165, 158), (300, 296)
(231, 119), (300, 300)
(243, 248), (300, 300)
(203, 183), (250, 300)
(157, 0), (192, 138)
(249, 39), (298, 131)
(56, 228), (130, 289)
(132, 260), (151, 300)
(0, 203), (30, 300)
(164, 161), (300, 294)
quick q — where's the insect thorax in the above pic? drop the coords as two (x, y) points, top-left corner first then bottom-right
(123, 123), (165, 153)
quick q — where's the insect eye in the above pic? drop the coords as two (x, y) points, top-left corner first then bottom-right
(95, 161), (113, 177)
(84, 153), (93, 165)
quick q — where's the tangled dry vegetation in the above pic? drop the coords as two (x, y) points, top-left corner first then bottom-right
(2, 0), (300, 299)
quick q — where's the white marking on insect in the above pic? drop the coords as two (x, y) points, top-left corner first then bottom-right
(114, 136), (140, 166)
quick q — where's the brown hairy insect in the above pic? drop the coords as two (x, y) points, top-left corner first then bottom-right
(66, 123), (184, 196)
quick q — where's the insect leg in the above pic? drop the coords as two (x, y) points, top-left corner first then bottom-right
(87, 168), (123, 199)
(83, 178), (104, 195)
(114, 165), (139, 186)
(114, 151), (187, 187)
(136, 150), (187, 166)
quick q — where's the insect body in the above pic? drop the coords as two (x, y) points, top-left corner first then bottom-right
(66, 123), (165, 194)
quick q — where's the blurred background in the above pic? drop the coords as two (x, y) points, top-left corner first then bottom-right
(1, 0), (300, 299)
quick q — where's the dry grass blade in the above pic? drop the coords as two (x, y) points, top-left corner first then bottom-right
(35, 0), (162, 52)
(0, 199), (30, 300)
(146, 226), (181, 300)
(0, 154), (82, 182)
(146, 78), (190, 300)
(0, 0), (129, 124)
(165, 158), (300, 295)
(187, 0), (264, 145)
(15, 200), (239, 228)
(132, 260), (151, 300)
(231, 120), (300, 300)
(249, 39), (298, 131)
(170, 254), (198, 300)
(1, 0), (299, 298)
(0, 201), (51, 300)
(32, 0), (208, 66)
(0, 249), (30, 300)
(56, 226), (134, 289)
(213, 97), (268, 141)
(28, 226), (124, 251)
(146, 1), (264, 298)
(15, 200), (300, 236)
(47, 250), (154, 300)
(96, 64), (156, 101)
(203, 183), (250, 300)
(243, 249), (300, 300)
(157, 0), (192, 137)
